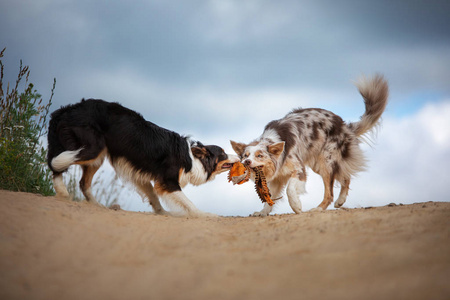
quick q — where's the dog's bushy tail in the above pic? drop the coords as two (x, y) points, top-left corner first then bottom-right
(350, 74), (389, 137)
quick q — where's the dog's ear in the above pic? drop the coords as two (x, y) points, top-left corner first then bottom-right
(230, 140), (246, 157)
(268, 142), (285, 157)
(191, 146), (208, 159)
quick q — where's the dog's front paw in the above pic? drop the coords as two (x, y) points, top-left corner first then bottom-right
(334, 198), (346, 208)
(251, 211), (270, 217)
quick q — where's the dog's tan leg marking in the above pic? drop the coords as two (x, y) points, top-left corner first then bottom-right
(335, 178), (350, 208)
(77, 149), (107, 205)
(135, 181), (168, 215)
(53, 173), (70, 199)
(80, 164), (101, 205)
(320, 173), (334, 210)
(311, 172), (334, 211)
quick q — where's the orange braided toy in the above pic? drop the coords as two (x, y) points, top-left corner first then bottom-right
(228, 162), (274, 206)
(227, 161), (250, 185)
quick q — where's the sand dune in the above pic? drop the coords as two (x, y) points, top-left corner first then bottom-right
(0, 190), (449, 300)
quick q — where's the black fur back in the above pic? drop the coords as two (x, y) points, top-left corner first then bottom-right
(47, 99), (193, 191)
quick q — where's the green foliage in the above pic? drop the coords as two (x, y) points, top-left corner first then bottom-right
(0, 48), (56, 195)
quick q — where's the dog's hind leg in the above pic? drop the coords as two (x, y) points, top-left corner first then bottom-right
(135, 181), (168, 215)
(335, 178), (350, 208)
(78, 147), (107, 205)
(53, 172), (70, 198)
(311, 172), (335, 212)
(80, 164), (102, 205)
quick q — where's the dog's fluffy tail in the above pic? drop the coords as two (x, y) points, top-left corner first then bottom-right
(51, 149), (82, 172)
(350, 74), (389, 137)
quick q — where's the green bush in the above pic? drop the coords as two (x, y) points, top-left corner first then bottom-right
(0, 48), (56, 195)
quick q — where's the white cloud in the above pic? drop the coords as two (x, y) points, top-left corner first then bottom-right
(417, 101), (450, 147)
(350, 100), (450, 206)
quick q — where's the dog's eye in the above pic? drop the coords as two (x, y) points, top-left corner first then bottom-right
(257, 154), (263, 158)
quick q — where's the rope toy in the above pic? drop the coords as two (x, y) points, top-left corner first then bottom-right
(228, 162), (274, 206)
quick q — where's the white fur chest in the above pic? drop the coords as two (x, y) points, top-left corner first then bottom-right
(179, 151), (208, 188)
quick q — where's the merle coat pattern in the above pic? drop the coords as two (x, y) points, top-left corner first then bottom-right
(231, 75), (389, 216)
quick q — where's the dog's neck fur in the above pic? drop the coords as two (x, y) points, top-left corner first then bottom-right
(259, 128), (283, 145)
(179, 141), (209, 187)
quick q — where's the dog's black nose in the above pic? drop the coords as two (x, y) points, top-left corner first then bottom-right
(244, 159), (251, 166)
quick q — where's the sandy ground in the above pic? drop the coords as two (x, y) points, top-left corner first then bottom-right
(0, 190), (449, 300)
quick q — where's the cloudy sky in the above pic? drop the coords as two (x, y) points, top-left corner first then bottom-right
(1, 0), (449, 216)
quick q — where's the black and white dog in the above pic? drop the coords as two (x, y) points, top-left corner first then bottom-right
(47, 99), (238, 217)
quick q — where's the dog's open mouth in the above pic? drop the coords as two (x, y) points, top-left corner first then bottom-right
(221, 163), (234, 169)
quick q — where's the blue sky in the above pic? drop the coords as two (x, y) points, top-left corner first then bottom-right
(1, 0), (449, 215)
